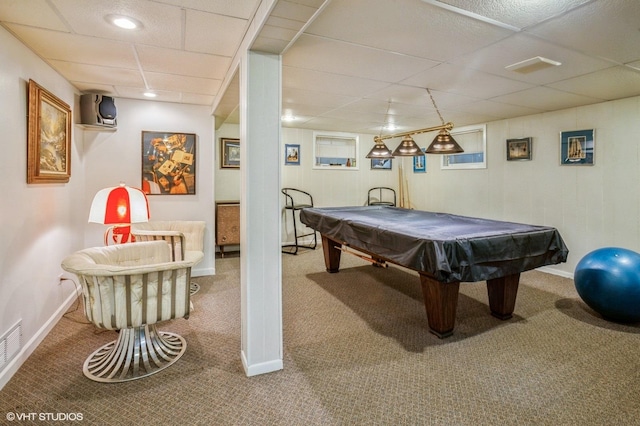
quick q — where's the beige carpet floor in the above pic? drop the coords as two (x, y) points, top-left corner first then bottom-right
(1, 247), (640, 425)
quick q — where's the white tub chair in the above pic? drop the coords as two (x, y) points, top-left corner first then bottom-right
(61, 241), (197, 383)
(131, 221), (205, 294)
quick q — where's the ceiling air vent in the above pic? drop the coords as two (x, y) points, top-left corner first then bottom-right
(505, 56), (561, 74)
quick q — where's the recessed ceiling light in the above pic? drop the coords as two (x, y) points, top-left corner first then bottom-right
(281, 114), (296, 122)
(384, 123), (397, 131)
(106, 14), (142, 30)
(505, 56), (561, 74)
(143, 92), (157, 98)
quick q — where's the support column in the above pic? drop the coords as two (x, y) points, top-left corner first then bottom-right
(239, 50), (283, 376)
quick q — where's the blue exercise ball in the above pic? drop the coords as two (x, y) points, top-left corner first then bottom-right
(574, 247), (640, 323)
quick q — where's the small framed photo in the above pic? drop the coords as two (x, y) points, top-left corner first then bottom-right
(371, 158), (392, 170)
(285, 144), (300, 165)
(561, 129), (594, 165)
(221, 138), (240, 168)
(413, 148), (427, 172)
(506, 137), (532, 161)
(27, 79), (72, 184)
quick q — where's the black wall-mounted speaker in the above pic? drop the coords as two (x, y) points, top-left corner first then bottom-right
(80, 94), (117, 128)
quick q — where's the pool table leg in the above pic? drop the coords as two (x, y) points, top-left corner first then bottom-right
(321, 235), (341, 273)
(419, 274), (460, 338)
(486, 273), (520, 320)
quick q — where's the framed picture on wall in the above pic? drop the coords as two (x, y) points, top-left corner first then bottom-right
(371, 158), (392, 170)
(285, 144), (300, 165)
(506, 137), (532, 161)
(141, 131), (196, 195)
(413, 148), (427, 172)
(27, 79), (72, 184)
(560, 129), (594, 165)
(221, 138), (240, 168)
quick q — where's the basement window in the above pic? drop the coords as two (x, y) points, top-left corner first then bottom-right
(313, 131), (359, 170)
(441, 124), (487, 170)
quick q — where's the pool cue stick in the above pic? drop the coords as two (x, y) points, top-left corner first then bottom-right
(398, 164), (404, 208)
(335, 246), (388, 268)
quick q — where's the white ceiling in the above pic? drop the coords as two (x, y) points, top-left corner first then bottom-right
(2, 0), (640, 135)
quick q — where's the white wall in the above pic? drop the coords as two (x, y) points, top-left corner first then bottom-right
(81, 98), (215, 276)
(0, 26), (85, 388)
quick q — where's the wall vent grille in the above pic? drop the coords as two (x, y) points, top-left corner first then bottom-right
(0, 320), (22, 372)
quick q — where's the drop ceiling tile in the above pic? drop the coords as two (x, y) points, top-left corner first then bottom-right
(305, 0), (513, 62)
(284, 35), (439, 83)
(258, 24), (299, 42)
(49, 60), (144, 86)
(548, 66), (640, 101)
(5, 24), (137, 68)
(342, 98), (432, 117)
(281, 103), (336, 118)
(115, 86), (183, 103)
(184, 9), (247, 56)
(271, 1), (321, 23)
(264, 15), (306, 31)
(283, 87), (358, 108)
(136, 45), (231, 79)
(0, 0), (68, 31)
(365, 85), (478, 109)
(453, 100), (544, 119)
(430, 0), (593, 29)
(450, 33), (615, 84)
(283, 66), (390, 97)
(491, 86), (603, 111)
(152, 0), (260, 19)
(180, 92), (215, 105)
(528, 0), (640, 64)
(51, 0), (183, 49)
(145, 71), (222, 96)
(401, 63), (536, 98)
(301, 116), (380, 134)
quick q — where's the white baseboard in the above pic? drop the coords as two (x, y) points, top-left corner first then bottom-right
(192, 266), (214, 277)
(0, 291), (78, 390)
(241, 350), (283, 377)
(537, 266), (574, 280)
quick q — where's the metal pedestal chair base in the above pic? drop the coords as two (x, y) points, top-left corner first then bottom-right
(190, 281), (200, 295)
(83, 324), (186, 383)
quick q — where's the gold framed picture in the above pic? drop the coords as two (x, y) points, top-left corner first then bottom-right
(27, 79), (72, 183)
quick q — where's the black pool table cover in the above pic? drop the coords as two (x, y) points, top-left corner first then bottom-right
(300, 206), (569, 283)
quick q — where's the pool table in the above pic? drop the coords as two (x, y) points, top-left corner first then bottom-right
(300, 206), (569, 338)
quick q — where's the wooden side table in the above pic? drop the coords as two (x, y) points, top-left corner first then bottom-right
(215, 201), (240, 257)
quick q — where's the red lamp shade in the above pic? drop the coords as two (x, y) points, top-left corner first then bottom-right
(89, 183), (150, 225)
(89, 184), (149, 245)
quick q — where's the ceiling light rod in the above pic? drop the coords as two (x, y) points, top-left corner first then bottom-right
(373, 121), (453, 143)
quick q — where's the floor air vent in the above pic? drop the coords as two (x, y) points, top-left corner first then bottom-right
(0, 320), (22, 372)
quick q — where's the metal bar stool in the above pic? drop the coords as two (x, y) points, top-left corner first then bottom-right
(367, 187), (396, 206)
(281, 188), (317, 255)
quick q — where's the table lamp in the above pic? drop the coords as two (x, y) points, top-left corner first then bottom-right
(88, 183), (150, 245)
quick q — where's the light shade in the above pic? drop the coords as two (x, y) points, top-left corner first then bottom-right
(426, 130), (464, 154)
(392, 135), (424, 157)
(89, 183), (150, 225)
(366, 141), (394, 159)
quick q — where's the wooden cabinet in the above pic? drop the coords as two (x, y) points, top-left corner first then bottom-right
(215, 201), (240, 257)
